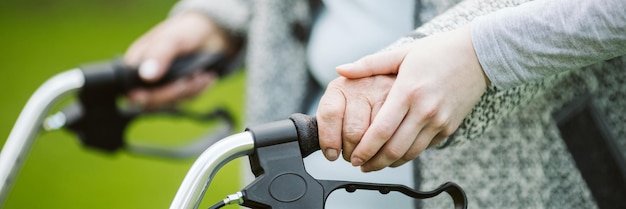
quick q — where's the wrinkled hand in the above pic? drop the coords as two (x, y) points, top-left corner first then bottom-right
(318, 24), (490, 172)
(124, 12), (231, 109)
(317, 75), (396, 162)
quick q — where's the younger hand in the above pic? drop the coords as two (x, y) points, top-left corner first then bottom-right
(319, 24), (490, 172)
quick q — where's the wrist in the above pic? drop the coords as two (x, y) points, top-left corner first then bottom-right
(458, 24), (491, 88)
(461, 23), (491, 87)
(173, 12), (234, 54)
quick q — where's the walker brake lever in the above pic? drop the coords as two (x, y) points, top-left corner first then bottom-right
(52, 52), (231, 152)
(319, 180), (467, 209)
(240, 114), (467, 209)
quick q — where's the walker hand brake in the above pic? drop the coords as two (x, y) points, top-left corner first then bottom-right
(57, 52), (231, 152)
(318, 180), (466, 209)
(240, 114), (467, 209)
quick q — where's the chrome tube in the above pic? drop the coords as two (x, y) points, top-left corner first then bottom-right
(170, 132), (254, 209)
(0, 69), (85, 205)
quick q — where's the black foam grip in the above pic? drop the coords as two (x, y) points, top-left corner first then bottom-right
(74, 52), (226, 152)
(289, 113), (319, 157)
(80, 52), (226, 95)
(115, 52), (226, 93)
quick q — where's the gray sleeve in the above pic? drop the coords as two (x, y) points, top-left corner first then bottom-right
(169, 0), (252, 35)
(472, 0), (626, 89)
(385, 0), (532, 50)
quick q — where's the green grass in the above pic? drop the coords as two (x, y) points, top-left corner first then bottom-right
(0, 1), (244, 208)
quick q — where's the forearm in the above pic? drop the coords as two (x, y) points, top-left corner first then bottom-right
(472, 0), (626, 89)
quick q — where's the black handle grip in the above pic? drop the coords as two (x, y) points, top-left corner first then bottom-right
(245, 113), (320, 158)
(289, 113), (320, 158)
(116, 52), (227, 92)
(69, 52), (227, 151)
(80, 51), (227, 95)
(243, 114), (468, 209)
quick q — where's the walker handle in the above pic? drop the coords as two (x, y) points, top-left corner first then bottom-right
(241, 113), (468, 209)
(80, 52), (228, 94)
(290, 113), (320, 157)
(67, 52), (229, 151)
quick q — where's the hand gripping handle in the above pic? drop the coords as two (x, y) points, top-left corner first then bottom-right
(68, 52), (228, 151)
(79, 52), (227, 94)
(242, 113), (467, 209)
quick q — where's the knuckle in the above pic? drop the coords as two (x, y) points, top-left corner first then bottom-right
(402, 149), (423, 161)
(317, 108), (341, 122)
(369, 124), (394, 140)
(420, 106), (439, 121)
(406, 85), (425, 101)
(431, 115), (450, 130)
(440, 127), (456, 137)
(402, 151), (420, 161)
(317, 106), (342, 122)
(342, 123), (367, 143)
(383, 147), (404, 161)
(318, 90), (345, 117)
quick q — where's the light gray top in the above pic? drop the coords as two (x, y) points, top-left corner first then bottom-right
(472, 0), (626, 89)
(306, 0), (415, 87)
(305, 1), (416, 209)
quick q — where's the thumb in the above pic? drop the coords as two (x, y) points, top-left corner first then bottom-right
(336, 46), (411, 79)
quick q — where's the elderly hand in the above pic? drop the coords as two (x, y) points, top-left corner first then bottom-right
(318, 24), (490, 172)
(317, 75), (396, 162)
(124, 12), (231, 109)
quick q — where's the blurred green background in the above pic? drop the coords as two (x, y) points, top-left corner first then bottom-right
(0, 0), (245, 208)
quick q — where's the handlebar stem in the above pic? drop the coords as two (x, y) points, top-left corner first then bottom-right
(169, 132), (254, 209)
(0, 69), (85, 206)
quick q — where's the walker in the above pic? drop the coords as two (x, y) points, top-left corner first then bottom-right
(0, 53), (467, 208)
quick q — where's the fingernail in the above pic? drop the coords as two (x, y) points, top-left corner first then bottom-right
(336, 63), (355, 70)
(351, 157), (364, 166)
(325, 149), (338, 161)
(139, 59), (159, 80)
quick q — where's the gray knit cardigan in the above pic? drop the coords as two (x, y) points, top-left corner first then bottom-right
(172, 0), (626, 208)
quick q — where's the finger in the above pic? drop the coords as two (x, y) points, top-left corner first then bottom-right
(389, 158), (409, 168)
(336, 46), (411, 79)
(427, 132), (448, 148)
(137, 42), (179, 82)
(340, 95), (372, 162)
(127, 71), (215, 109)
(316, 84), (346, 161)
(127, 88), (150, 107)
(136, 78), (191, 109)
(359, 106), (428, 172)
(179, 71), (218, 100)
(124, 32), (153, 66)
(389, 127), (442, 168)
(369, 75), (395, 122)
(349, 86), (409, 167)
(125, 41), (148, 66)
